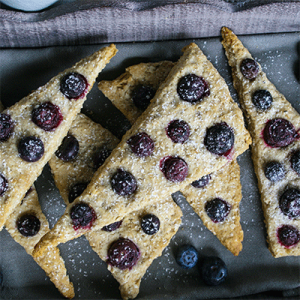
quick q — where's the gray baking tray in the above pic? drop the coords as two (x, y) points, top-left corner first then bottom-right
(0, 32), (300, 299)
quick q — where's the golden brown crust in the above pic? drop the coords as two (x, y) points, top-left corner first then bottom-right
(222, 27), (300, 257)
(100, 61), (244, 255)
(0, 44), (117, 231)
(49, 113), (182, 300)
(33, 42), (251, 258)
(4, 187), (75, 299)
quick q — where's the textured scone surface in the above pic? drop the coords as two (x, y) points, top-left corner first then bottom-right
(99, 61), (174, 124)
(222, 27), (300, 257)
(0, 44), (117, 230)
(182, 160), (243, 256)
(86, 197), (182, 300)
(4, 187), (75, 299)
(34, 42), (251, 255)
(49, 113), (120, 204)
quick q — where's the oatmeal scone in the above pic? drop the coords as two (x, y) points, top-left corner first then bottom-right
(49, 113), (182, 300)
(0, 44), (117, 230)
(99, 61), (243, 255)
(33, 42), (251, 257)
(222, 27), (300, 257)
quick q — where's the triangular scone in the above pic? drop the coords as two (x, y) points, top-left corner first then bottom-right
(33, 42), (251, 257)
(0, 102), (74, 298)
(99, 62), (243, 255)
(4, 187), (75, 298)
(0, 44), (117, 230)
(98, 61), (174, 124)
(49, 113), (182, 300)
(222, 27), (300, 257)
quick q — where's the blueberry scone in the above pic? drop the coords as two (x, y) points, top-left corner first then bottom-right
(0, 44), (117, 230)
(49, 113), (182, 300)
(99, 62), (243, 255)
(33, 42), (251, 257)
(222, 27), (300, 257)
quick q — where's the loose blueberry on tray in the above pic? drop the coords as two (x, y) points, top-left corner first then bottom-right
(176, 245), (198, 269)
(200, 256), (228, 286)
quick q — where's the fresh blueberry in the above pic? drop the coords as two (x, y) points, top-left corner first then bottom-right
(60, 72), (88, 100)
(0, 113), (14, 142)
(93, 147), (112, 169)
(252, 90), (273, 110)
(177, 74), (210, 103)
(31, 101), (63, 131)
(166, 119), (190, 144)
(191, 174), (211, 188)
(240, 58), (259, 80)
(18, 136), (44, 162)
(107, 238), (140, 270)
(264, 161), (285, 182)
(102, 220), (122, 232)
(204, 123), (234, 156)
(131, 85), (156, 111)
(17, 214), (40, 237)
(263, 118), (297, 148)
(55, 134), (79, 162)
(200, 256), (228, 286)
(141, 214), (160, 235)
(279, 188), (300, 219)
(110, 169), (137, 196)
(277, 225), (300, 248)
(176, 245), (198, 269)
(160, 156), (188, 182)
(0, 174), (8, 197)
(127, 132), (154, 157)
(70, 202), (97, 231)
(291, 150), (300, 176)
(205, 198), (231, 223)
(68, 182), (89, 203)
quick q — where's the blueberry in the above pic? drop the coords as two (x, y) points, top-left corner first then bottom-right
(279, 188), (300, 219)
(93, 147), (112, 169)
(240, 58), (259, 80)
(200, 256), (228, 286)
(102, 220), (122, 232)
(18, 136), (44, 162)
(141, 214), (160, 235)
(205, 198), (231, 223)
(204, 123), (234, 156)
(17, 214), (40, 237)
(0, 174), (8, 197)
(264, 161), (285, 182)
(31, 102), (63, 131)
(0, 113), (14, 142)
(263, 118), (297, 148)
(277, 225), (300, 248)
(252, 90), (273, 110)
(110, 169), (137, 196)
(166, 119), (190, 144)
(176, 245), (198, 269)
(60, 72), (88, 100)
(131, 85), (156, 111)
(160, 156), (188, 182)
(107, 238), (140, 270)
(70, 202), (97, 231)
(291, 150), (300, 176)
(177, 74), (210, 103)
(127, 132), (154, 157)
(55, 134), (79, 162)
(68, 182), (89, 203)
(191, 174), (211, 189)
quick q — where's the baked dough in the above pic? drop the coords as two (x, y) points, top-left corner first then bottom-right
(33, 42), (251, 257)
(0, 44), (117, 230)
(99, 61), (243, 255)
(49, 113), (182, 300)
(222, 27), (300, 257)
